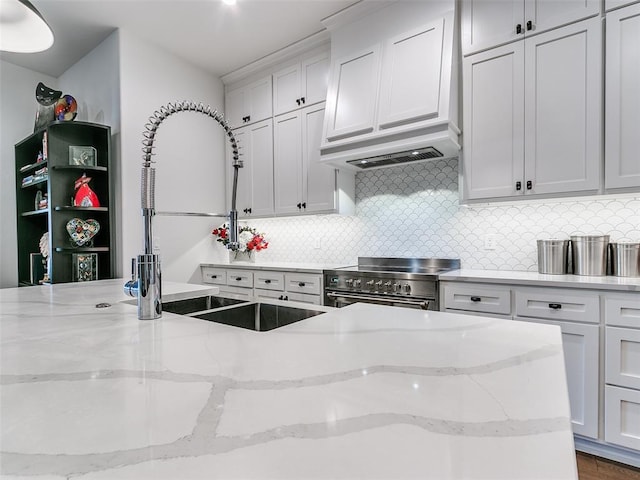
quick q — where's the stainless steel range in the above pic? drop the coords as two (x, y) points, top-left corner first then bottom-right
(323, 257), (460, 310)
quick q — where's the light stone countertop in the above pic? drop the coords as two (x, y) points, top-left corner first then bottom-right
(200, 261), (352, 274)
(440, 269), (640, 292)
(1, 279), (577, 479)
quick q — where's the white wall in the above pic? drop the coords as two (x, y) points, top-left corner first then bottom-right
(0, 61), (57, 288)
(118, 29), (228, 284)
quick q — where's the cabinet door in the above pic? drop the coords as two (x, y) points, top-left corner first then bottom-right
(524, 18), (601, 195)
(247, 76), (273, 125)
(516, 316), (599, 439)
(302, 104), (336, 213)
(461, 0), (525, 55)
(606, 327), (640, 390)
(225, 87), (247, 130)
(324, 45), (381, 141)
(526, 0), (600, 37)
(377, 19), (446, 129)
(247, 120), (274, 217)
(301, 52), (330, 108)
(605, 385), (640, 450)
(274, 111), (303, 215)
(273, 63), (301, 116)
(605, 3), (640, 189)
(606, 0), (640, 11)
(462, 42), (525, 199)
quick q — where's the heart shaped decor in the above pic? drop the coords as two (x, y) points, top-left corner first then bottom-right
(66, 218), (100, 247)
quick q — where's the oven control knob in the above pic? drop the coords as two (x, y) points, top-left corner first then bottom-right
(384, 281), (392, 291)
(345, 278), (354, 287)
(392, 283), (400, 292)
(403, 284), (411, 293)
(375, 280), (383, 289)
(354, 279), (362, 288)
(366, 280), (375, 287)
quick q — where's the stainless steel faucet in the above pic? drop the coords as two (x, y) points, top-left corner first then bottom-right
(124, 101), (241, 320)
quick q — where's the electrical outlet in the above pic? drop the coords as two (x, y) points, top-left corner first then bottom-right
(484, 234), (497, 250)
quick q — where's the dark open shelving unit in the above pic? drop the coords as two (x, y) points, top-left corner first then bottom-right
(15, 121), (115, 285)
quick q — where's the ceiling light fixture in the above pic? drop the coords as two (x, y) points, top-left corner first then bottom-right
(221, 0), (236, 5)
(0, 0), (54, 53)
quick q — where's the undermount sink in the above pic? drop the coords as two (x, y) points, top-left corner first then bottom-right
(162, 295), (326, 331)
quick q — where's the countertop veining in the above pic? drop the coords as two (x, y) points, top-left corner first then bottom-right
(1, 279), (577, 479)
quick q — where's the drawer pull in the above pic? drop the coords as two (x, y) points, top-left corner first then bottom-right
(235, 277), (242, 281)
(549, 303), (562, 310)
(264, 279), (271, 284)
(210, 275), (217, 279)
(298, 282), (306, 287)
(470, 296), (482, 302)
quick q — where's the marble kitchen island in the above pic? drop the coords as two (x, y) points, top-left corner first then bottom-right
(1, 279), (577, 479)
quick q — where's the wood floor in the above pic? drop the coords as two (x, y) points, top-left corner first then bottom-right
(577, 452), (640, 480)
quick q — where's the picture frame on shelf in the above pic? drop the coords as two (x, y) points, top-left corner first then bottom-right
(72, 253), (98, 282)
(69, 146), (96, 167)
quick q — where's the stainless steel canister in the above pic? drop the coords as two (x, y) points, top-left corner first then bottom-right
(570, 235), (609, 276)
(610, 242), (640, 277)
(537, 239), (570, 274)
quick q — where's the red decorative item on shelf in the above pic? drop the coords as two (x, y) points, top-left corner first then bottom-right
(74, 174), (100, 207)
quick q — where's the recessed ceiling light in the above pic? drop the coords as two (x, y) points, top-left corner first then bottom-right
(222, 0), (236, 5)
(0, 0), (54, 53)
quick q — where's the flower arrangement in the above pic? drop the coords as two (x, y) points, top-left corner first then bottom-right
(212, 224), (268, 254)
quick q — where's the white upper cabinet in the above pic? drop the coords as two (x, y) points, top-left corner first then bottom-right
(606, 0), (640, 12)
(273, 50), (330, 116)
(463, 17), (602, 200)
(605, 3), (640, 189)
(324, 45), (381, 141)
(377, 19), (446, 129)
(274, 104), (346, 215)
(462, 0), (600, 56)
(230, 119), (274, 218)
(225, 75), (273, 130)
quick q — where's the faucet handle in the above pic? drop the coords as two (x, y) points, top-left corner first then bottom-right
(130, 257), (137, 280)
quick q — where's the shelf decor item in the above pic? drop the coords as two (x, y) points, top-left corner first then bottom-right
(33, 82), (62, 132)
(54, 94), (77, 121)
(38, 232), (50, 283)
(29, 253), (44, 284)
(73, 173), (100, 207)
(212, 224), (268, 262)
(72, 253), (98, 282)
(69, 146), (96, 166)
(66, 217), (100, 247)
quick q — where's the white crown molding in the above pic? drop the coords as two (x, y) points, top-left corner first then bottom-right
(321, 0), (397, 31)
(221, 30), (330, 85)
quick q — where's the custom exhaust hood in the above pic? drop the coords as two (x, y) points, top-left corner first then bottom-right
(319, 1), (460, 172)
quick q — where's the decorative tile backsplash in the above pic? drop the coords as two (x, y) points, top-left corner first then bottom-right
(246, 158), (640, 271)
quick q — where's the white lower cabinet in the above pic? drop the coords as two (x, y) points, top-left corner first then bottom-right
(202, 265), (323, 305)
(605, 385), (640, 450)
(515, 315), (599, 438)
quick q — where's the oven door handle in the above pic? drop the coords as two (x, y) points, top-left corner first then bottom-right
(326, 292), (431, 310)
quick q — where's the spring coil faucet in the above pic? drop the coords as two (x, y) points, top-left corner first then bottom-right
(125, 101), (242, 320)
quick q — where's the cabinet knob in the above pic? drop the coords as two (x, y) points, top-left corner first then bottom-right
(264, 279), (271, 284)
(296, 98), (301, 106)
(516, 181), (522, 191)
(247, 115), (251, 122)
(526, 180), (532, 190)
(300, 97), (305, 104)
(301, 202), (306, 209)
(235, 277), (242, 281)
(298, 282), (306, 287)
(516, 23), (523, 34)
(470, 296), (482, 302)
(297, 202), (302, 209)
(284, 295), (289, 301)
(526, 20), (533, 31)
(278, 295), (283, 300)
(549, 303), (562, 310)
(211, 275), (217, 279)
(247, 207), (252, 214)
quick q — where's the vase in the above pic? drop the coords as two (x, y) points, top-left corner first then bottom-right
(230, 250), (255, 263)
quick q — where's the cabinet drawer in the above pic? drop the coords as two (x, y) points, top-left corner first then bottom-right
(254, 271), (284, 291)
(218, 285), (253, 301)
(442, 283), (511, 315)
(254, 288), (285, 302)
(202, 267), (227, 285)
(226, 270), (254, 289)
(605, 295), (640, 328)
(286, 292), (322, 305)
(285, 273), (321, 295)
(605, 385), (640, 451)
(606, 326), (640, 390)
(514, 288), (599, 323)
